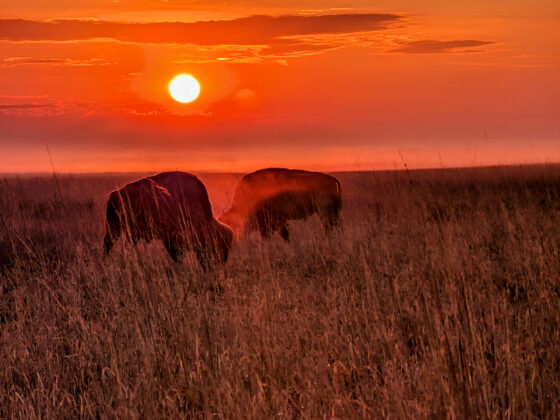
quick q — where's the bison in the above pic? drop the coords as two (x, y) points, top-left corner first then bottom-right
(104, 172), (233, 267)
(219, 168), (341, 240)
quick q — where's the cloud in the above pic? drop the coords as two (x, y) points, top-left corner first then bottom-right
(0, 14), (401, 45)
(0, 102), (91, 116)
(2, 57), (64, 65)
(0, 57), (113, 67)
(0, 103), (56, 116)
(261, 38), (342, 57)
(390, 39), (494, 54)
(0, 103), (53, 110)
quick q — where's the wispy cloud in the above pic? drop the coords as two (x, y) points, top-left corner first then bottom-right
(390, 39), (494, 54)
(0, 103), (53, 110)
(0, 56), (113, 67)
(0, 103), (55, 116)
(0, 101), (106, 117)
(261, 40), (340, 57)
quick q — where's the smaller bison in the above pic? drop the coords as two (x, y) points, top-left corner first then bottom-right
(104, 172), (232, 268)
(219, 168), (341, 241)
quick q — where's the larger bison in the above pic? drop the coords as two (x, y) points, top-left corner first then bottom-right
(219, 168), (341, 240)
(104, 172), (233, 267)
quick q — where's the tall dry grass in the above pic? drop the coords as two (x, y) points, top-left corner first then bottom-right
(0, 166), (559, 418)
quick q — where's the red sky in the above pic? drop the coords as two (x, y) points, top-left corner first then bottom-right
(1, 1), (559, 172)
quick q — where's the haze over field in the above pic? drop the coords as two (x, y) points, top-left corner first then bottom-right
(1, 0), (559, 171)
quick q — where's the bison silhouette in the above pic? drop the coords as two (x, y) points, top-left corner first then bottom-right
(104, 172), (233, 267)
(219, 168), (341, 240)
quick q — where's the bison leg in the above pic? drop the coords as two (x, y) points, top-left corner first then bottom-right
(164, 239), (183, 262)
(195, 244), (226, 271)
(280, 225), (290, 242)
(195, 249), (210, 271)
(103, 230), (114, 255)
(215, 241), (230, 264)
(320, 205), (340, 232)
(258, 222), (274, 239)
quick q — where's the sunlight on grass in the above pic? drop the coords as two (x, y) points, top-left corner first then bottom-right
(0, 166), (559, 417)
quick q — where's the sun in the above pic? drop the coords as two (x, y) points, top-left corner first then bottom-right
(168, 74), (200, 103)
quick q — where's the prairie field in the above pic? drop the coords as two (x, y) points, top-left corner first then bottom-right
(0, 165), (559, 418)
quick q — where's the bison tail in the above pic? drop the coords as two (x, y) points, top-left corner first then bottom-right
(334, 178), (342, 211)
(331, 178), (342, 224)
(321, 178), (342, 231)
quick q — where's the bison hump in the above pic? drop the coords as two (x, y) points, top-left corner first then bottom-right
(148, 171), (214, 219)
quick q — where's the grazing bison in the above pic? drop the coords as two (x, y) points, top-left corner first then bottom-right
(219, 168), (341, 240)
(104, 172), (233, 267)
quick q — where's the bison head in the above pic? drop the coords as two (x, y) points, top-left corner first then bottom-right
(218, 208), (245, 240)
(211, 219), (234, 263)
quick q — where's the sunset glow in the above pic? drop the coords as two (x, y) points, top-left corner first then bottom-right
(168, 74), (200, 104)
(0, 1), (558, 172)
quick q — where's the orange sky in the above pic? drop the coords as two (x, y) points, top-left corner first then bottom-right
(1, 1), (559, 172)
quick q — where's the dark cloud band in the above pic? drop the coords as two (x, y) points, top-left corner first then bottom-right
(0, 14), (401, 45)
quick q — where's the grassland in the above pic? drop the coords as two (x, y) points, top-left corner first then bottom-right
(0, 166), (559, 418)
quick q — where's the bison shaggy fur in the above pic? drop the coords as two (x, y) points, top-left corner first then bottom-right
(104, 172), (232, 267)
(219, 168), (341, 241)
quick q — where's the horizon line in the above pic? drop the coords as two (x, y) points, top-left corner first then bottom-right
(2, 161), (559, 177)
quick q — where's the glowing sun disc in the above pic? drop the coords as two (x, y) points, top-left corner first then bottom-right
(169, 74), (200, 103)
